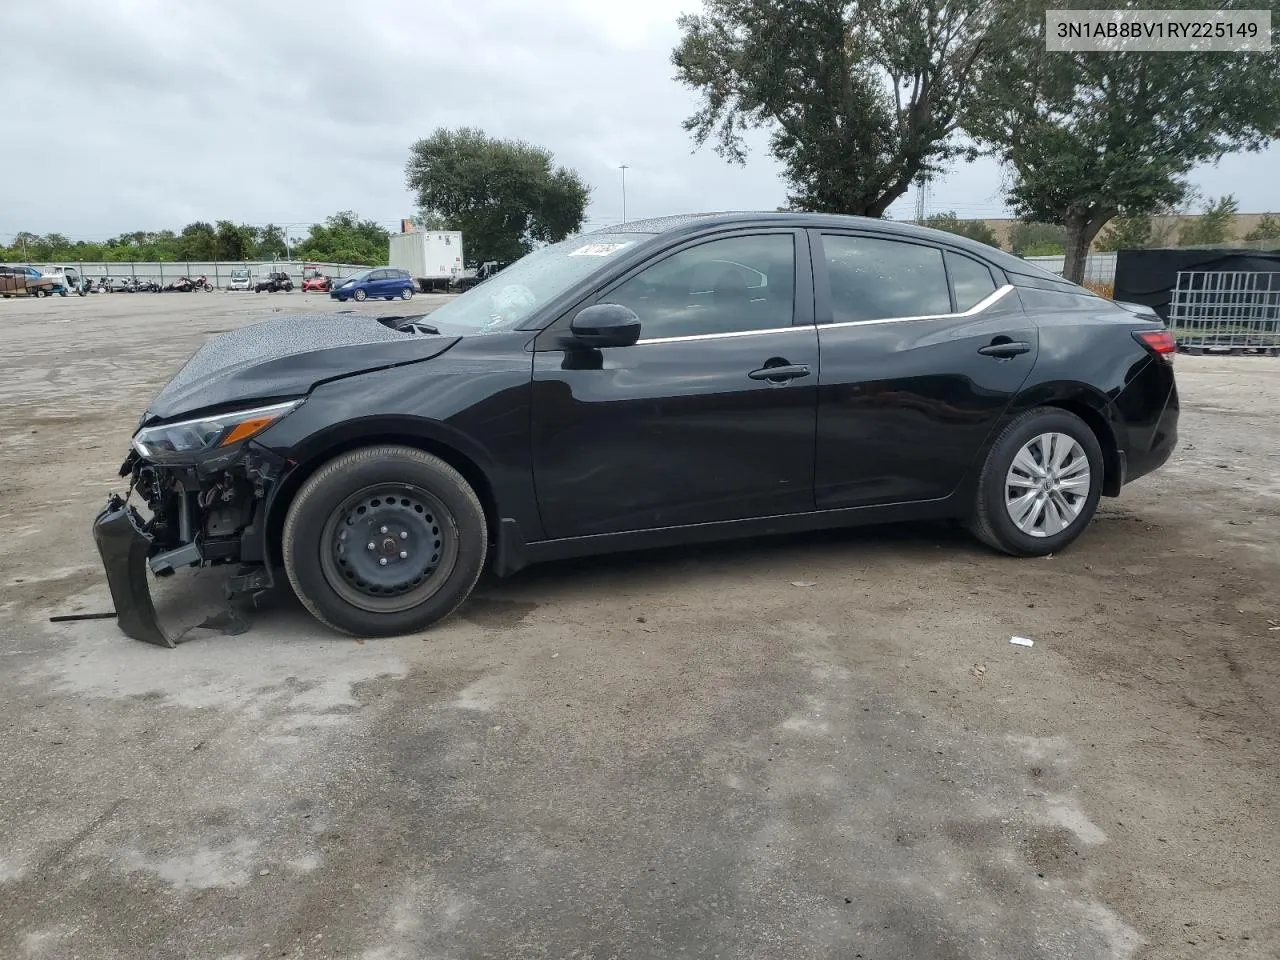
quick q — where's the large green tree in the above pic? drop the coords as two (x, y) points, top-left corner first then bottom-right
(177, 221), (217, 260)
(405, 127), (590, 266)
(214, 221), (260, 261)
(968, 0), (1280, 282)
(254, 223), (289, 260)
(672, 0), (1006, 216)
(296, 211), (390, 265)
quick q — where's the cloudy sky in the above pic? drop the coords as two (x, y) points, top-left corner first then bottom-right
(3, 0), (1277, 244)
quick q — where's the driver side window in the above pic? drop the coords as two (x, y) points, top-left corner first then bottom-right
(603, 234), (796, 340)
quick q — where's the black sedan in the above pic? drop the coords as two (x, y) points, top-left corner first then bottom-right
(93, 212), (1178, 645)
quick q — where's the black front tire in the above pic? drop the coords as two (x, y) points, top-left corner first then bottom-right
(282, 446), (488, 637)
(968, 407), (1104, 557)
(353, 288), (368, 302)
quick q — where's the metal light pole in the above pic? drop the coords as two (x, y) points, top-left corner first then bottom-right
(620, 164), (629, 224)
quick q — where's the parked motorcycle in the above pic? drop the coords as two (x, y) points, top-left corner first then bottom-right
(163, 274), (213, 292)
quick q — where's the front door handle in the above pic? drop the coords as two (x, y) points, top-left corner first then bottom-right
(977, 340), (1031, 358)
(748, 363), (811, 383)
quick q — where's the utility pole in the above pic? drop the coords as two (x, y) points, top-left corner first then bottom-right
(620, 164), (629, 224)
(913, 175), (929, 224)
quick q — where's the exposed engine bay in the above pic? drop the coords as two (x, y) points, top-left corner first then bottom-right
(95, 442), (292, 647)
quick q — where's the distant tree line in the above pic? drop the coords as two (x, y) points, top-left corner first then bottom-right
(922, 196), (1280, 257)
(0, 211), (391, 265)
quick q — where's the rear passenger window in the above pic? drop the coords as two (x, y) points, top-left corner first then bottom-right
(822, 235), (951, 323)
(946, 252), (996, 310)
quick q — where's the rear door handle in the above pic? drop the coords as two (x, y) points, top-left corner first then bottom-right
(977, 340), (1031, 358)
(748, 363), (811, 382)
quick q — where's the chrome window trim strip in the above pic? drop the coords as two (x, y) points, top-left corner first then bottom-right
(822, 284), (1014, 329)
(637, 325), (798, 345)
(630, 284), (1015, 344)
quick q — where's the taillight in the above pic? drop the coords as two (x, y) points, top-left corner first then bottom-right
(1133, 329), (1176, 361)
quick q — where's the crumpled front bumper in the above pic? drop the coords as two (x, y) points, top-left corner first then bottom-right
(91, 494), (175, 648)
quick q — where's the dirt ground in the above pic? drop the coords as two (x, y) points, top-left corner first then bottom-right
(0, 290), (1277, 960)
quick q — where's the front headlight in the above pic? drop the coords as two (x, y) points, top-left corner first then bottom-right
(132, 400), (302, 459)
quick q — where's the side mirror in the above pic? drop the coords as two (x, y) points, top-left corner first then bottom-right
(570, 303), (641, 348)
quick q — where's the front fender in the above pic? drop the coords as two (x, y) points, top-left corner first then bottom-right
(252, 349), (542, 564)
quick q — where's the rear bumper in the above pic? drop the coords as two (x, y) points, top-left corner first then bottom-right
(91, 495), (175, 647)
(1122, 376), (1179, 486)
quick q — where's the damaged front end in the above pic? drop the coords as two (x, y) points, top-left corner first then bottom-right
(92, 404), (297, 647)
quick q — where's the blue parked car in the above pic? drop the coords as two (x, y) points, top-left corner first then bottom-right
(329, 267), (415, 302)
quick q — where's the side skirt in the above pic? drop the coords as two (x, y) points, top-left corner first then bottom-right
(492, 496), (963, 577)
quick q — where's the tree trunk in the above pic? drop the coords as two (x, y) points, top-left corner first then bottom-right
(1061, 210), (1115, 285)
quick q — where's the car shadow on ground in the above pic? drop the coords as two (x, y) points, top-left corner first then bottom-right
(485, 518), (988, 590)
(154, 519), (997, 645)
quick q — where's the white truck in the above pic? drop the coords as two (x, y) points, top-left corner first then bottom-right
(388, 230), (464, 293)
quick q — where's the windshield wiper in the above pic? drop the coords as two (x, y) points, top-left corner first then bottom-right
(372, 315), (441, 335)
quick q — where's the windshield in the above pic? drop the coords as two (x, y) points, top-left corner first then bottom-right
(425, 233), (647, 333)
(231, 269), (249, 278)
(344, 270), (372, 283)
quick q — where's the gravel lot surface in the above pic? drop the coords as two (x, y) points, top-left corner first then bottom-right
(1, 291), (1277, 960)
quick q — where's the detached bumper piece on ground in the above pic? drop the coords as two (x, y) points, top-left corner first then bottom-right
(93, 495), (173, 647)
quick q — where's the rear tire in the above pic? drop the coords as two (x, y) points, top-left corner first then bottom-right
(282, 446), (488, 637)
(400, 287), (414, 300)
(34, 288), (47, 298)
(968, 408), (1103, 557)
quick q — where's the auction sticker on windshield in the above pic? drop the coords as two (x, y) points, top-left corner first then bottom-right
(568, 243), (633, 257)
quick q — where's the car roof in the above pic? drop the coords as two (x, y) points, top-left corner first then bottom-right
(586, 211), (1071, 287)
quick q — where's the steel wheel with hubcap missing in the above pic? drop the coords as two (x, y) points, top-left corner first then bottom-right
(319, 484), (459, 614)
(1003, 432), (1091, 537)
(282, 445), (488, 636)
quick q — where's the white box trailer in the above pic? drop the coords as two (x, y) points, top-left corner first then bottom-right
(388, 230), (464, 292)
